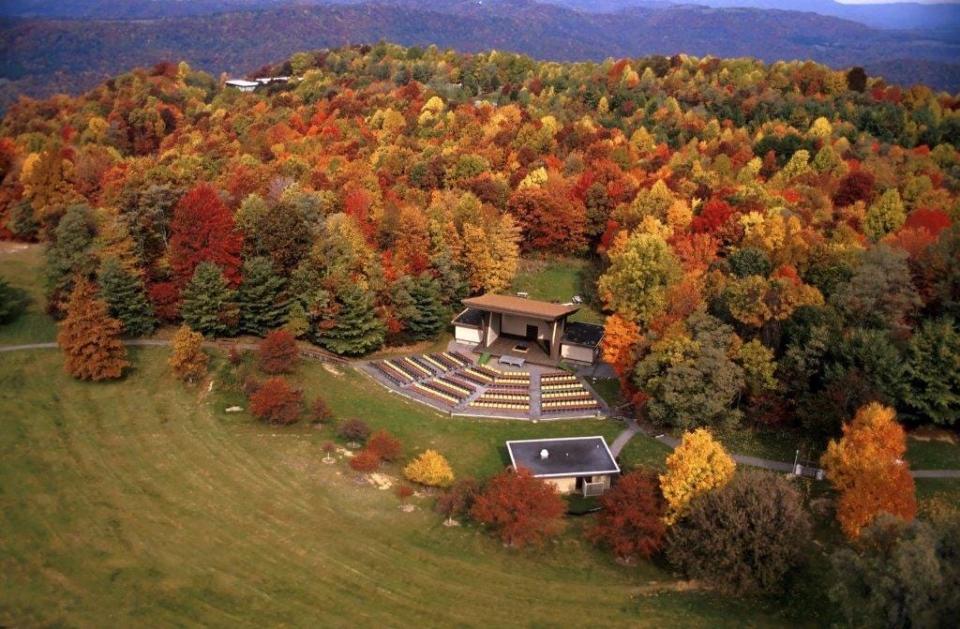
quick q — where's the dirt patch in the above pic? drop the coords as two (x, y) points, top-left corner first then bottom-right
(0, 241), (32, 254)
(633, 580), (707, 597)
(367, 472), (394, 490)
(322, 363), (343, 377)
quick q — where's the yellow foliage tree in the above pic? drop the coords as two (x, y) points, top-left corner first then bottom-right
(404, 450), (455, 488)
(169, 324), (208, 383)
(659, 428), (736, 525)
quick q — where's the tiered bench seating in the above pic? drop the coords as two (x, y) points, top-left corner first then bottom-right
(447, 351), (475, 368)
(384, 358), (422, 381)
(372, 360), (415, 385)
(424, 353), (457, 372)
(491, 368), (530, 386)
(470, 396), (530, 411)
(436, 375), (474, 397)
(540, 375), (601, 413)
(460, 366), (496, 385)
(401, 356), (433, 379)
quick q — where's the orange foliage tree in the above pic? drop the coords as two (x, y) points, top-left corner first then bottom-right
(57, 276), (128, 381)
(168, 324), (208, 383)
(367, 429), (403, 462)
(821, 402), (917, 538)
(470, 467), (566, 548)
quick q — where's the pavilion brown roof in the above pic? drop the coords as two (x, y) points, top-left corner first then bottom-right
(461, 294), (580, 321)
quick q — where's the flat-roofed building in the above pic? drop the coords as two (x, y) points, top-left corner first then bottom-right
(506, 436), (620, 496)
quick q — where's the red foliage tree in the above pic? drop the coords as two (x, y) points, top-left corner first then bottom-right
(310, 396), (334, 424)
(147, 281), (180, 321)
(367, 429), (403, 462)
(470, 468), (567, 548)
(587, 471), (666, 561)
(349, 449), (381, 473)
(249, 376), (303, 424)
(833, 170), (876, 208)
(903, 208), (951, 237)
(690, 198), (735, 234)
(169, 183), (243, 288)
(258, 329), (299, 374)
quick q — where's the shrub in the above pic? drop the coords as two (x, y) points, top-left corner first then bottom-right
(587, 470), (666, 561)
(470, 468), (566, 548)
(349, 449), (381, 473)
(404, 450), (455, 488)
(337, 418), (371, 444)
(396, 485), (415, 503)
(228, 346), (244, 365)
(249, 377), (303, 424)
(168, 324), (208, 383)
(242, 376), (262, 397)
(665, 470), (811, 595)
(258, 329), (299, 374)
(435, 478), (480, 524)
(309, 396), (334, 424)
(367, 430), (403, 462)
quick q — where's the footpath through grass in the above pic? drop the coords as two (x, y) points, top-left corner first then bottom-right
(0, 348), (803, 627)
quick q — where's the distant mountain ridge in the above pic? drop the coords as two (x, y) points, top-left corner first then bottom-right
(1, 0), (958, 112)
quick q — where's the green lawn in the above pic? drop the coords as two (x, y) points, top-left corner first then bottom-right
(512, 257), (604, 324)
(906, 436), (960, 470)
(1, 348), (808, 627)
(0, 244), (56, 345)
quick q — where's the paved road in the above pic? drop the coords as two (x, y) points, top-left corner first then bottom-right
(610, 416), (960, 480)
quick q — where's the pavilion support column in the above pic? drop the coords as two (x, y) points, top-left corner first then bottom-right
(550, 319), (562, 362)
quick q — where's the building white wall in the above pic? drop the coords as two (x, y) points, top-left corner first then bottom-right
(560, 344), (596, 364)
(544, 476), (577, 494)
(455, 326), (482, 345)
(501, 314), (548, 340)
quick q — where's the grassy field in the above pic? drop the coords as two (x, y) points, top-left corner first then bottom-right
(511, 257), (603, 324)
(0, 244), (56, 345)
(0, 348), (810, 627)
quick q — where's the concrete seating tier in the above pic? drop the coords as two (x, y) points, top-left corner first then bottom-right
(479, 391), (530, 402)
(436, 376), (474, 396)
(541, 391), (595, 400)
(424, 353), (458, 372)
(541, 373), (579, 384)
(413, 384), (461, 407)
(417, 380), (471, 404)
(541, 399), (601, 411)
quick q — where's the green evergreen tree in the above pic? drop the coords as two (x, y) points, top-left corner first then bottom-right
(406, 273), (446, 340)
(314, 285), (385, 356)
(98, 258), (156, 337)
(0, 277), (28, 325)
(44, 204), (96, 299)
(284, 300), (311, 338)
(237, 257), (289, 336)
(904, 318), (960, 426)
(181, 262), (237, 337)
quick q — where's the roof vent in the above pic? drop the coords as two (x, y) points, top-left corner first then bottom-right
(540, 448), (549, 460)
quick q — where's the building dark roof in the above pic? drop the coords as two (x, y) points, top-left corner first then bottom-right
(561, 322), (605, 348)
(506, 436), (620, 478)
(462, 294), (579, 321)
(452, 308), (485, 328)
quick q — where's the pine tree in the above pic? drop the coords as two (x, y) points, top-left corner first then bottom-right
(180, 262), (237, 337)
(57, 276), (128, 380)
(44, 204), (95, 301)
(237, 257), (289, 336)
(98, 257), (156, 337)
(406, 273), (446, 340)
(314, 285), (385, 356)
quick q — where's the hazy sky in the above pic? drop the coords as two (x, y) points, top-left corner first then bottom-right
(835, 1), (958, 4)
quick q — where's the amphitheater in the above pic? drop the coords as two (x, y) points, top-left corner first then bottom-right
(361, 349), (609, 421)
